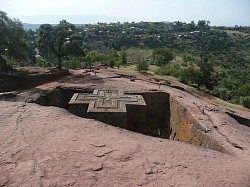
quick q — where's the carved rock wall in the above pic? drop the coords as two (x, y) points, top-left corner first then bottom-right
(127, 92), (170, 138)
(0, 70), (69, 92)
(169, 97), (228, 153)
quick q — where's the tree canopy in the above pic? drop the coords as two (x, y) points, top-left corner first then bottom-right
(37, 20), (84, 69)
(0, 11), (28, 71)
(136, 61), (149, 73)
(120, 50), (127, 65)
(83, 51), (102, 68)
(153, 48), (174, 66)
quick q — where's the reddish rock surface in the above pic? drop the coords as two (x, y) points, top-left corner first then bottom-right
(1, 68), (250, 186)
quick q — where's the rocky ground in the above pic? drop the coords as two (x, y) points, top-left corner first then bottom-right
(0, 67), (250, 186)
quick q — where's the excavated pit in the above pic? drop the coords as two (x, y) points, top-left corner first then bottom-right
(34, 87), (227, 153)
(226, 111), (250, 128)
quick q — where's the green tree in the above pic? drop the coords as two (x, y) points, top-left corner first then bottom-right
(197, 20), (210, 31)
(120, 50), (127, 65)
(136, 61), (149, 73)
(111, 49), (119, 61)
(106, 49), (119, 68)
(84, 51), (100, 68)
(25, 29), (37, 65)
(38, 20), (84, 69)
(0, 11), (28, 71)
(109, 60), (115, 68)
(199, 58), (215, 89)
(125, 48), (149, 64)
(153, 48), (174, 67)
(115, 60), (121, 69)
(180, 64), (201, 85)
(98, 53), (107, 65)
(155, 54), (165, 66)
(240, 96), (250, 109)
(180, 59), (216, 90)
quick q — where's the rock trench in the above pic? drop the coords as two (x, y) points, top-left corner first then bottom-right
(30, 86), (229, 153)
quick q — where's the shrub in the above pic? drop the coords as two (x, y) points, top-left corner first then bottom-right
(240, 96), (250, 109)
(109, 60), (115, 68)
(179, 65), (202, 87)
(180, 60), (188, 67)
(103, 61), (109, 66)
(115, 61), (121, 69)
(182, 53), (195, 62)
(18, 69), (29, 78)
(136, 61), (149, 73)
(155, 62), (181, 77)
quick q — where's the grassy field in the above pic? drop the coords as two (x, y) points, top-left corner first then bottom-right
(120, 64), (158, 74)
(224, 30), (249, 37)
(120, 64), (179, 82)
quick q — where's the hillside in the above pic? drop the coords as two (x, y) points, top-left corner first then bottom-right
(18, 20), (250, 108)
(1, 12), (250, 111)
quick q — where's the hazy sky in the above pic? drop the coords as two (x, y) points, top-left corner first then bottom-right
(1, 0), (250, 26)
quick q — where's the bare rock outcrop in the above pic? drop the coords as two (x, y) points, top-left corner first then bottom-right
(0, 101), (250, 186)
